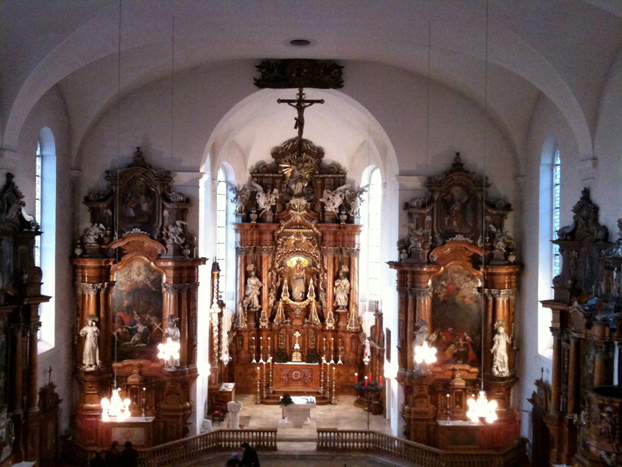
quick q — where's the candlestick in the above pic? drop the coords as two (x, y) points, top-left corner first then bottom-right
(142, 387), (146, 418)
(259, 345), (264, 364)
(379, 376), (383, 386)
(256, 366), (261, 404)
(331, 366), (336, 404)
(446, 393), (451, 421)
(319, 358), (324, 395)
(262, 362), (266, 399)
(369, 372), (372, 382)
(355, 372), (358, 384)
(269, 357), (273, 394)
(365, 376), (368, 388)
(251, 337), (256, 363)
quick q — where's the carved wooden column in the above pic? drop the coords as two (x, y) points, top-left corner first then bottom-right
(346, 246), (360, 331)
(396, 286), (407, 370)
(322, 246), (338, 329)
(9, 322), (25, 460)
(550, 327), (563, 413)
(594, 342), (607, 387)
(406, 289), (417, 372)
(567, 336), (580, 415)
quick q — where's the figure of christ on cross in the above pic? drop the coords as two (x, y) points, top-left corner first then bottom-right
(277, 88), (325, 142)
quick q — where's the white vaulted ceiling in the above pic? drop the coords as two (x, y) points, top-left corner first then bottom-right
(1, 0), (621, 162)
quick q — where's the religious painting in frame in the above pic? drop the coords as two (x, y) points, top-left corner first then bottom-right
(438, 184), (476, 238)
(430, 264), (482, 367)
(118, 178), (158, 235)
(112, 257), (164, 361)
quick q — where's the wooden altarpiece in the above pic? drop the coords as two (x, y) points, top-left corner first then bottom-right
(223, 137), (366, 402)
(389, 154), (522, 452)
(535, 189), (622, 467)
(0, 173), (51, 466)
(72, 149), (205, 449)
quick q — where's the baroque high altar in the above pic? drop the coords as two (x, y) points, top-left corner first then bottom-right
(217, 135), (367, 400)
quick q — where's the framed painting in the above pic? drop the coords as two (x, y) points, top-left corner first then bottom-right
(112, 257), (164, 361)
(430, 264), (482, 367)
(118, 178), (158, 235)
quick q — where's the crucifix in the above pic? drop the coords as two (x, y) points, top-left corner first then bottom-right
(277, 88), (324, 143)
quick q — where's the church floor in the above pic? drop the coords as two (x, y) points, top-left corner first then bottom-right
(222, 394), (394, 435)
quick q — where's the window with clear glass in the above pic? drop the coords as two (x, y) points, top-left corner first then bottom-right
(367, 168), (382, 302)
(552, 150), (561, 277)
(35, 143), (42, 267)
(216, 167), (228, 301)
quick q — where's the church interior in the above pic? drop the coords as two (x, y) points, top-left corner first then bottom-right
(1, 1), (622, 466)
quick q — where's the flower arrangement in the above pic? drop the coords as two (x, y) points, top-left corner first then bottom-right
(305, 348), (319, 363)
(279, 393), (294, 406)
(353, 381), (384, 394)
(275, 348), (289, 363)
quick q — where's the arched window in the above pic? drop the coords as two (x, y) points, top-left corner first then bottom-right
(359, 167), (382, 332)
(537, 139), (559, 358)
(216, 167), (228, 303)
(552, 150), (561, 277)
(37, 128), (57, 351)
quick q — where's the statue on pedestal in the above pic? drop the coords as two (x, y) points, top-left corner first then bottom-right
(79, 314), (101, 370)
(244, 264), (262, 310)
(334, 265), (350, 310)
(491, 320), (511, 377)
(291, 258), (306, 302)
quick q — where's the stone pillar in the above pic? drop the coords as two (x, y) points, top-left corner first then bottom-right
(227, 400), (242, 429)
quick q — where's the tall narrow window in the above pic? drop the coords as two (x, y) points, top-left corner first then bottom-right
(35, 143), (42, 267)
(367, 169), (382, 302)
(37, 128), (57, 350)
(552, 150), (561, 277)
(216, 167), (228, 302)
(359, 166), (383, 331)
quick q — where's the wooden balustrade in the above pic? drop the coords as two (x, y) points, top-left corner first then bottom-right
(317, 429), (527, 467)
(138, 429), (277, 467)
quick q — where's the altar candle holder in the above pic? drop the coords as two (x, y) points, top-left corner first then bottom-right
(142, 387), (146, 418)
(262, 362), (266, 399)
(255, 366), (261, 404)
(251, 337), (257, 363)
(268, 357), (273, 394)
(259, 345), (264, 364)
(446, 393), (451, 422)
(319, 358), (325, 395)
(331, 366), (337, 404)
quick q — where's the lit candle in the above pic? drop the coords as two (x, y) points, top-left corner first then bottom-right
(379, 376), (383, 386)
(355, 373), (358, 384)
(364, 376), (368, 388)
(257, 366), (260, 376)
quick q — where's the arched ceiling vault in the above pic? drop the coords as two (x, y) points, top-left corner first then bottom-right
(2, 0), (621, 166)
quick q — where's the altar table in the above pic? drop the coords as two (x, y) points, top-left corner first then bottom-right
(273, 362), (320, 392)
(284, 396), (316, 428)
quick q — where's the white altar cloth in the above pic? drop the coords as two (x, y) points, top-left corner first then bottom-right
(283, 396), (316, 428)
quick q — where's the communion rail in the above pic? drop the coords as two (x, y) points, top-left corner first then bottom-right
(317, 429), (528, 467)
(137, 429), (277, 467)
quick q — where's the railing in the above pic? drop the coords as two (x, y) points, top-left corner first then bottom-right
(317, 429), (527, 467)
(138, 429), (277, 467)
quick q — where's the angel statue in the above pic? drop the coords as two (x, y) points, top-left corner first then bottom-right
(345, 185), (367, 217)
(233, 184), (252, 216)
(320, 184), (350, 214)
(250, 180), (279, 216)
(82, 223), (106, 245)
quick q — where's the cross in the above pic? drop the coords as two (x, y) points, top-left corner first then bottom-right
(48, 366), (53, 385)
(277, 88), (324, 143)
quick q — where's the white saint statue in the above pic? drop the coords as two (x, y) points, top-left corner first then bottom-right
(334, 267), (350, 310)
(80, 315), (101, 370)
(363, 337), (371, 365)
(244, 266), (262, 310)
(164, 316), (181, 367)
(491, 321), (511, 377)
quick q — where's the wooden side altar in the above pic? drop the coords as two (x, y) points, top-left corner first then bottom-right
(390, 154), (522, 453)
(71, 149), (205, 449)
